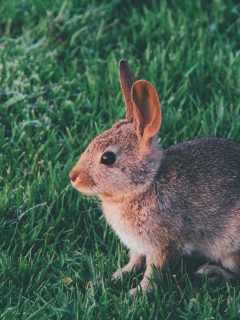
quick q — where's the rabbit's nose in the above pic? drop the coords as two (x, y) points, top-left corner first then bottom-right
(69, 170), (78, 183)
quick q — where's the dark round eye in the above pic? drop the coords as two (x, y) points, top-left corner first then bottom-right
(101, 152), (116, 165)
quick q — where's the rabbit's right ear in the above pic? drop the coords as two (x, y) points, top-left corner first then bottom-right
(119, 59), (137, 122)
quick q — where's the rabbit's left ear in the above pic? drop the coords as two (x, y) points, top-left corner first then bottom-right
(131, 80), (162, 143)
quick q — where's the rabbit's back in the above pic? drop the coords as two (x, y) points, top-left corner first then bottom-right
(159, 137), (240, 209)
(156, 137), (240, 269)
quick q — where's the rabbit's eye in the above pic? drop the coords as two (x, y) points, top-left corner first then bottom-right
(101, 152), (116, 165)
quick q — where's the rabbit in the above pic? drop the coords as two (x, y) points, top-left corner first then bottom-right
(69, 59), (240, 298)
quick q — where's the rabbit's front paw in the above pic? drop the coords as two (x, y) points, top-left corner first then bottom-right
(129, 282), (153, 298)
(129, 287), (138, 298)
(111, 269), (128, 282)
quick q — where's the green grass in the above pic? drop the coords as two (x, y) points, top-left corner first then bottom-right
(1, 0), (240, 318)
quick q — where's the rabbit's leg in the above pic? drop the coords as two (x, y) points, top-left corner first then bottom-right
(195, 263), (238, 283)
(111, 249), (145, 282)
(129, 253), (170, 298)
(129, 263), (154, 298)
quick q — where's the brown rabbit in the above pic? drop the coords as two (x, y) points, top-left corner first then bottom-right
(69, 59), (240, 297)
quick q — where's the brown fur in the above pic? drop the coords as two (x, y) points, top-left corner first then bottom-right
(69, 60), (240, 297)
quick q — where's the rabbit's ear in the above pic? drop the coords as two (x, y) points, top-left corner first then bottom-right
(119, 59), (137, 122)
(131, 80), (161, 143)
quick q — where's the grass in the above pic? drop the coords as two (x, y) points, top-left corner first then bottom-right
(1, 0), (240, 318)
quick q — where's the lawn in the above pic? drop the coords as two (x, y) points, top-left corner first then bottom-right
(1, 0), (240, 318)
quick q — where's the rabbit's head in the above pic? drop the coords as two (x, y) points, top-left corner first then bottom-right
(69, 60), (162, 199)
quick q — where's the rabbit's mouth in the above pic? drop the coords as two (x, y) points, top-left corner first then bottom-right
(69, 168), (96, 195)
(70, 179), (96, 195)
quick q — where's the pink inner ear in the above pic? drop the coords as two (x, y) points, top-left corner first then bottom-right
(131, 80), (162, 141)
(133, 85), (153, 128)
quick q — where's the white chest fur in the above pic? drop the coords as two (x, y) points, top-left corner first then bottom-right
(102, 200), (152, 256)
